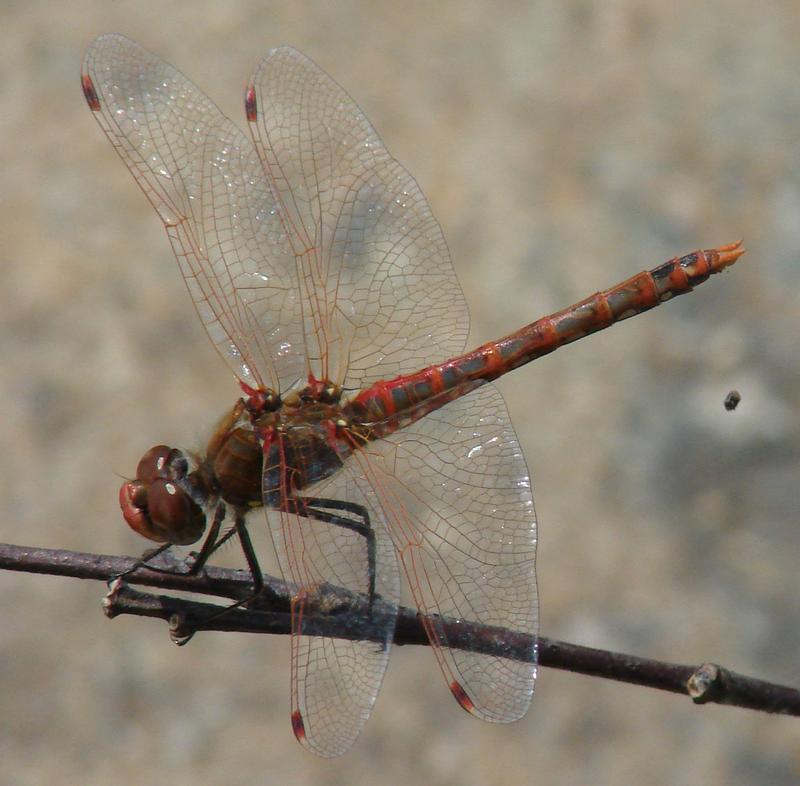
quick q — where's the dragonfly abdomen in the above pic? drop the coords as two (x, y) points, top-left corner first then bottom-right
(490, 242), (744, 375)
(348, 242), (744, 432)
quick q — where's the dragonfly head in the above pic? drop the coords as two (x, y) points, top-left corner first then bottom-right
(119, 445), (206, 545)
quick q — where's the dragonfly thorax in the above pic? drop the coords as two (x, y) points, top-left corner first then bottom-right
(119, 383), (366, 546)
(256, 397), (362, 508)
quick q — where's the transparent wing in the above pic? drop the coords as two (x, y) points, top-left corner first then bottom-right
(82, 33), (303, 392)
(359, 383), (538, 721)
(83, 35), (469, 395)
(245, 47), (470, 390)
(266, 458), (400, 757)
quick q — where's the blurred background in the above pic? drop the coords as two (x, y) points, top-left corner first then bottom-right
(1, 1), (798, 784)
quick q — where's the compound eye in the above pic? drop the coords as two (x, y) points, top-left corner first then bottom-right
(146, 479), (206, 545)
(135, 445), (173, 484)
(120, 480), (165, 542)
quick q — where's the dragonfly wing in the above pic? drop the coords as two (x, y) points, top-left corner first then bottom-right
(85, 36), (471, 396)
(82, 34), (303, 391)
(265, 460), (400, 756)
(358, 382), (538, 722)
(246, 47), (470, 390)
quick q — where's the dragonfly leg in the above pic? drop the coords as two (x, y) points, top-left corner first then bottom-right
(196, 510), (281, 609)
(172, 509), (281, 645)
(109, 541), (174, 583)
(191, 506), (284, 606)
(183, 502), (229, 574)
(232, 510), (264, 596)
(289, 496), (377, 612)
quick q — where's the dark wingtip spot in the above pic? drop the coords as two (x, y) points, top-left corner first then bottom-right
(245, 84), (257, 122)
(450, 681), (475, 713)
(81, 73), (101, 111)
(291, 709), (306, 741)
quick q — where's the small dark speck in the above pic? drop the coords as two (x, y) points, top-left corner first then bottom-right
(724, 390), (741, 411)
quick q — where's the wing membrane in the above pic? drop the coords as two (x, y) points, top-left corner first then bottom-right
(246, 47), (469, 389)
(266, 459), (400, 756)
(84, 36), (469, 396)
(359, 383), (538, 721)
(83, 34), (303, 391)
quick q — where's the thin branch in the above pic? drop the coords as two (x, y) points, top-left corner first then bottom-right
(2, 541), (799, 716)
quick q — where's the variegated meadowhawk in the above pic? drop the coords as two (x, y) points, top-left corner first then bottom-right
(82, 34), (744, 756)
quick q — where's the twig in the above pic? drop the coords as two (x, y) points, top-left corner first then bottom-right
(1, 541), (798, 716)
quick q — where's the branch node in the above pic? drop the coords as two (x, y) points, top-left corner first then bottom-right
(102, 577), (125, 619)
(169, 614), (194, 646)
(687, 662), (723, 703)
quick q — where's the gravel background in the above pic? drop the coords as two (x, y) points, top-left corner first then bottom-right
(1, 2), (798, 785)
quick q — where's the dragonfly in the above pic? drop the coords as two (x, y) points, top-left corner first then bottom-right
(81, 33), (744, 756)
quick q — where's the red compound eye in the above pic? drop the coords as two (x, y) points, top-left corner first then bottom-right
(119, 480), (164, 542)
(135, 445), (173, 484)
(119, 475), (206, 545)
(145, 479), (206, 545)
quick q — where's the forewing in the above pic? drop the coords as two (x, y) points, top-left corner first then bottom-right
(359, 383), (538, 721)
(266, 459), (400, 756)
(246, 47), (470, 389)
(82, 34), (302, 391)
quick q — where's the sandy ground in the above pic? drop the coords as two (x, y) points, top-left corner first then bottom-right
(1, 2), (799, 784)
